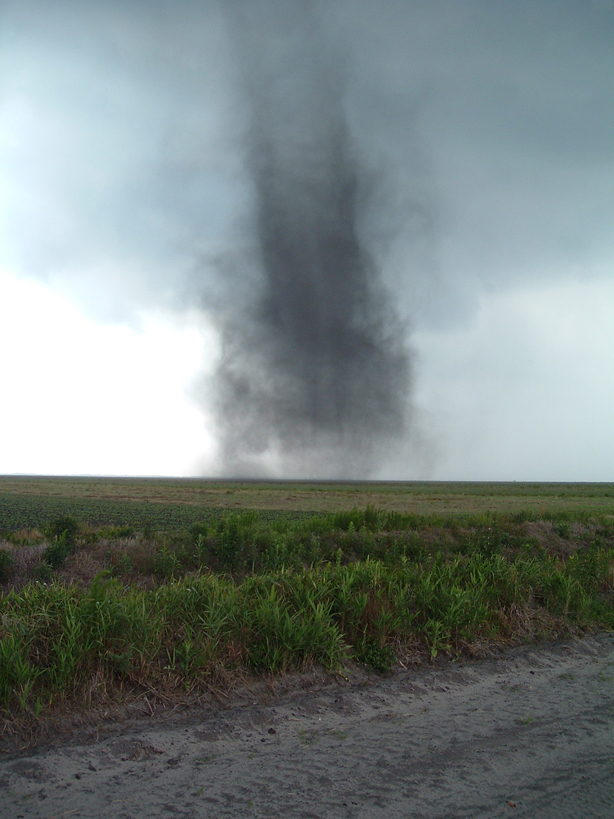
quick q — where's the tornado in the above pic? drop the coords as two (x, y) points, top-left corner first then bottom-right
(216, 1), (410, 477)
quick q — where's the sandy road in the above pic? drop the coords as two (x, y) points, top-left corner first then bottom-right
(1, 633), (614, 819)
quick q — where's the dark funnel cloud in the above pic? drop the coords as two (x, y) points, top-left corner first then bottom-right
(216, 2), (410, 477)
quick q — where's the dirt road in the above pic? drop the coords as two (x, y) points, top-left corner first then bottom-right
(2, 634), (613, 818)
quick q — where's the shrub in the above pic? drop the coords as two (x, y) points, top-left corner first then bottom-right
(44, 515), (79, 549)
(42, 532), (72, 569)
(40, 515), (80, 571)
(153, 546), (181, 579)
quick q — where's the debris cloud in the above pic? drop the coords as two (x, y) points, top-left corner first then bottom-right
(216, 2), (410, 477)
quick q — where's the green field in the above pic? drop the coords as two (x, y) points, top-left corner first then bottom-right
(1, 476), (614, 532)
(1, 476), (613, 732)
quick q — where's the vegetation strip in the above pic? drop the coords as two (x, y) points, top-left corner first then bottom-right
(1, 505), (613, 727)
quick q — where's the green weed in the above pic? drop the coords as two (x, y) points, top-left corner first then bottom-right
(1, 493), (614, 724)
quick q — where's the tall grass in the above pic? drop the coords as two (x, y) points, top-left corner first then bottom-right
(1, 543), (613, 721)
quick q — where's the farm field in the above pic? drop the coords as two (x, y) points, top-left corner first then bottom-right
(1, 475), (614, 531)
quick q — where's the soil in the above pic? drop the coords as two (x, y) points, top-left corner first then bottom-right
(1, 633), (613, 818)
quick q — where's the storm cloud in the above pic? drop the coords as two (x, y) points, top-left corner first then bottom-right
(1, 0), (613, 478)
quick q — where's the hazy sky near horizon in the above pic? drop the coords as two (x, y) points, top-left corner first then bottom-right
(1, 0), (613, 480)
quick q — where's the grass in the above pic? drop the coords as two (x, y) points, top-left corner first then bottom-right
(1, 547), (613, 722)
(0, 478), (613, 731)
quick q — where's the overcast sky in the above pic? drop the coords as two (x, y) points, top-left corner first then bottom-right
(1, 0), (613, 480)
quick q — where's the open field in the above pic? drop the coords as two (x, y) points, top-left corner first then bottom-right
(1, 476), (614, 532)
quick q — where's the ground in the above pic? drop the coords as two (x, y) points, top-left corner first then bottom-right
(1, 633), (613, 819)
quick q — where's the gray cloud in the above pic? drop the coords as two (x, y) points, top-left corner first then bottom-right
(1, 0), (613, 476)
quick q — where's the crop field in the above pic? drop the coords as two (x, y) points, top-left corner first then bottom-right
(1, 476), (614, 531)
(1, 476), (613, 734)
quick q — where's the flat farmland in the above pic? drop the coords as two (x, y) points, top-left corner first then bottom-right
(1, 476), (613, 531)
